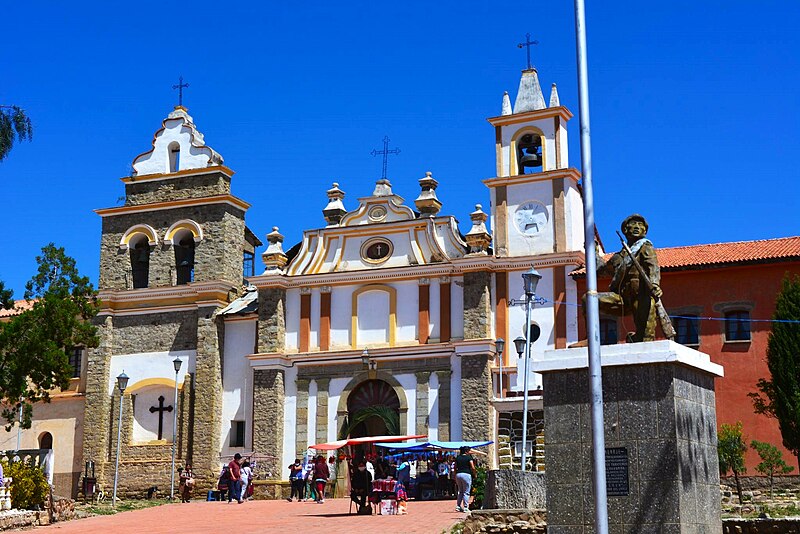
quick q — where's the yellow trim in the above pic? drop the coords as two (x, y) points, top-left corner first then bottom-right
(487, 106), (573, 127)
(95, 194), (250, 217)
(360, 237), (394, 265)
(351, 284), (397, 349)
(126, 377), (183, 394)
(121, 165), (235, 183)
(509, 126), (547, 176)
(121, 224), (159, 248)
(165, 219), (203, 243)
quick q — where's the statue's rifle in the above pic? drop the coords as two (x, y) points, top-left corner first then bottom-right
(615, 231), (676, 340)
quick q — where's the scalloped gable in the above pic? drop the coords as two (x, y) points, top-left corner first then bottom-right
(131, 107), (223, 176)
(339, 179), (416, 226)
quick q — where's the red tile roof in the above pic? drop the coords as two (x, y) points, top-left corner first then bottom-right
(0, 299), (34, 319)
(572, 236), (800, 275)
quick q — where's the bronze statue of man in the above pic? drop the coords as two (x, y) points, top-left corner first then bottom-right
(595, 214), (662, 343)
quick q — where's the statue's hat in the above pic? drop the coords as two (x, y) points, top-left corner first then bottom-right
(621, 214), (648, 233)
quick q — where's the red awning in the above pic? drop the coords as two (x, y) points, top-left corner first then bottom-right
(311, 434), (427, 451)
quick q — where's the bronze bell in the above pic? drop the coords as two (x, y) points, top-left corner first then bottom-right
(519, 149), (542, 168)
(517, 134), (543, 172)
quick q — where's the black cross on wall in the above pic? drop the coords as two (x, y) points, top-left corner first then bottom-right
(149, 395), (174, 440)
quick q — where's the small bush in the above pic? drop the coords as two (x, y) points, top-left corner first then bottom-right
(469, 466), (487, 510)
(0, 458), (50, 510)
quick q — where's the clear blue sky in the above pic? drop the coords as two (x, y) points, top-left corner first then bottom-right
(2, 1), (799, 295)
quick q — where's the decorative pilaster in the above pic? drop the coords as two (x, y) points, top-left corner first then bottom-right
(299, 287), (311, 353)
(436, 370), (452, 441)
(418, 278), (430, 345)
(415, 372), (431, 436)
(439, 277), (451, 343)
(258, 287), (286, 353)
(192, 313), (224, 485)
(319, 286), (332, 351)
(295, 379), (310, 455)
(464, 271), (492, 340)
(315, 378), (330, 445)
(252, 369), (285, 479)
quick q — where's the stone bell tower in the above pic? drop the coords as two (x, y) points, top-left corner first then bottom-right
(485, 68), (584, 258)
(83, 106), (258, 495)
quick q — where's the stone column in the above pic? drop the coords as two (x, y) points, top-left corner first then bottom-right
(415, 372), (431, 436)
(82, 315), (114, 482)
(461, 354), (492, 441)
(192, 312), (224, 487)
(463, 271), (492, 340)
(436, 370), (452, 441)
(253, 368), (285, 479)
(258, 287), (286, 353)
(315, 378), (330, 444)
(295, 379), (310, 456)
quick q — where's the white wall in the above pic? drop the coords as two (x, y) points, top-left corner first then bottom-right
(281, 365), (298, 472)
(450, 352), (462, 440)
(108, 350), (195, 396)
(220, 319), (257, 456)
(395, 373), (416, 436)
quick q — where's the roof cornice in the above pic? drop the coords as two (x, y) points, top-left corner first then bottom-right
(120, 165), (235, 183)
(487, 106), (573, 127)
(483, 167), (581, 188)
(95, 194), (251, 217)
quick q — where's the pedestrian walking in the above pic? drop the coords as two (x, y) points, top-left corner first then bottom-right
(313, 455), (329, 504)
(288, 459), (304, 502)
(240, 460), (253, 502)
(178, 462), (195, 503)
(227, 453), (243, 504)
(454, 446), (476, 512)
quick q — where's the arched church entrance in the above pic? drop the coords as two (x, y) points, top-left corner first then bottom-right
(345, 379), (401, 439)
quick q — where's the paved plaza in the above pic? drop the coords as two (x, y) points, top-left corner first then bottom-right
(39, 498), (465, 534)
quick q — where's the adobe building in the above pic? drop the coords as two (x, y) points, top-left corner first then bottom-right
(575, 236), (800, 471)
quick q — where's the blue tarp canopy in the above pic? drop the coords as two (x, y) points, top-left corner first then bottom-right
(374, 440), (493, 451)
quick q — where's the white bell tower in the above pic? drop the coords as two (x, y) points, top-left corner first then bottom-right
(485, 68), (584, 257)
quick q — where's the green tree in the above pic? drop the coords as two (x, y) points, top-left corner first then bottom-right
(750, 440), (794, 498)
(750, 275), (800, 464)
(718, 421), (747, 503)
(0, 105), (33, 162)
(0, 244), (99, 430)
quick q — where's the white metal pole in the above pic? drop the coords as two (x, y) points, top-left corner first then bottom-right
(520, 295), (532, 472)
(499, 353), (504, 399)
(573, 0), (609, 531)
(15, 403), (22, 450)
(170, 370), (179, 501)
(112, 393), (124, 507)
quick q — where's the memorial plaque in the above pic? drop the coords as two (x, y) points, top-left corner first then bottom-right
(605, 447), (629, 497)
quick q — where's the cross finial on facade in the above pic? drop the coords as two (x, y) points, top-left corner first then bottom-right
(172, 76), (190, 107)
(517, 33), (539, 70)
(371, 136), (401, 180)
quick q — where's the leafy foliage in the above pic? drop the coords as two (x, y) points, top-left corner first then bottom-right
(0, 244), (99, 429)
(751, 440), (794, 498)
(0, 106), (33, 162)
(749, 275), (800, 460)
(337, 405), (400, 440)
(468, 466), (487, 510)
(0, 458), (50, 510)
(719, 421), (747, 503)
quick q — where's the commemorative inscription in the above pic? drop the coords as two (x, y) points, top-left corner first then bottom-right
(605, 447), (630, 497)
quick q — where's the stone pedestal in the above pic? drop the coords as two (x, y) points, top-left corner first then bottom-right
(484, 470), (546, 510)
(532, 341), (724, 534)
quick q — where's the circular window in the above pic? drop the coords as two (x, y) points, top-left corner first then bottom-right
(361, 239), (393, 264)
(368, 206), (387, 222)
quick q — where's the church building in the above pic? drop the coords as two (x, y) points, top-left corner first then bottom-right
(78, 64), (584, 494)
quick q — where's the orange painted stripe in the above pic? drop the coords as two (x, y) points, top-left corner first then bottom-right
(320, 292), (331, 351)
(440, 281), (451, 343)
(419, 284), (430, 344)
(554, 266), (567, 349)
(300, 293), (311, 353)
(495, 272), (508, 365)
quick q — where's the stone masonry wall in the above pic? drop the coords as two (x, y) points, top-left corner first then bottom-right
(461, 354), (492, 441)
(253, 369), (285, 479)
(463, 271), (492, 340)
(258, 288), (286, 353)
(111, 310), (198, 354)
(124, 173), (231, 206)
(191, 313), (224, 488)
(82, 316), (114, 481)
(99, 203), (245, 290)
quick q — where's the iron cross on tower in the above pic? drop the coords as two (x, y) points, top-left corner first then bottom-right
(149, 395), (174, 440)
(518, 33), (539, 70)
(371, 136), (400, 180)
(172, 76), (189, 107)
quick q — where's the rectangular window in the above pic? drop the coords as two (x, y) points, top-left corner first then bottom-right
(230, 421), (245, 448)
(674, 316), (700, 346)
(243, 251), (255, 278)
(725, 311), (751, 341)
(600, 318), (618, 345)
(68, 347), (82, 378)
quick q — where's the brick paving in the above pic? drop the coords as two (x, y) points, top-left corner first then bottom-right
(39, 498), (466, 534)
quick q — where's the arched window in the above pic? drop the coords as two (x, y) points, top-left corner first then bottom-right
(129, 235), (150, 289)
(175, 233), (195, 285)
(517, 133), (543, 174)
(39, 432), (53, 450)
(168, 142), (181, 173)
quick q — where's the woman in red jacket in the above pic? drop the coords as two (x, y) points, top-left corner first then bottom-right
(313, 456), (330, 504)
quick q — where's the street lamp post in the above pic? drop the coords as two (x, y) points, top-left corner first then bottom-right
(112, 372), (129, 507)
(495, 338), (505, 399)
(170, 357), (182, 501)
(507, 267), (542, 472)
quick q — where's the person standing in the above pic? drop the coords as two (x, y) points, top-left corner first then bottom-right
(227, 453), (243, 504)
(454, 446), (476, 513)
(313, 455), (330, 504)
(240, 460), (253, 502)
(178, 462), (195, 503)
(396, 458), (411, 487)
(288, 459), (304, 502)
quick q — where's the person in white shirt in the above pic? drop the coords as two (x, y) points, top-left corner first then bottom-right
(240, 460), (253, 501)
